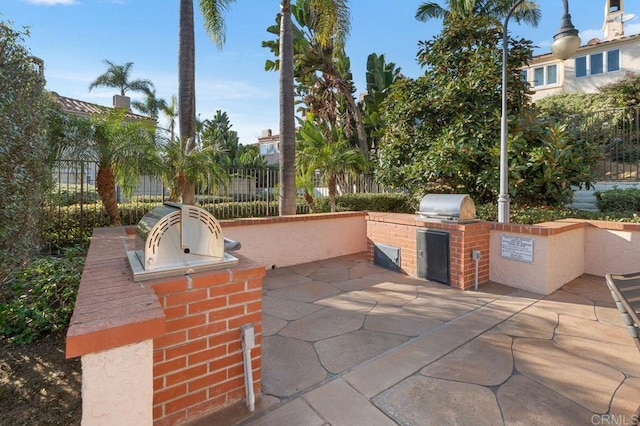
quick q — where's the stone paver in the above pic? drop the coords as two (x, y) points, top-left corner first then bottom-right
(222, 254), (639, 426)
(315, 329), (408, 374)
(358, 282), (418, 306)
(266, 280), (340, 303)
(513, 338), (625, 413)
(420, 333), (513, 386)
(244, 398), (325, 426)
(279, 307), (364, 341)
(490, 306), (558, 339)
(554, 335), (640, 377)
(497, 375), (594, 425)
(555, 313), (636, 345)
(373, 375), (503, 426)
(303, 379), (396, 426)
(261, 335), (327, 398)
(364, 305), (442, 336)
(315, 291), (376, 313)
(308, 267), (350, 283)
(535, 290), (598, 320)
(262, 313), (288, 336)
(609, 377), (640, 421)
(262, 295), (323, 321)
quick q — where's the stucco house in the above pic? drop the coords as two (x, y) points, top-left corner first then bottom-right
(522, 0), (640, 102)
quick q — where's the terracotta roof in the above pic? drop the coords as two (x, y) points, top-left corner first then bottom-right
(52, 92), (151, 121)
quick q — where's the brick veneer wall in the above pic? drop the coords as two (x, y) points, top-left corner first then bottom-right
(366, 212), (490, 290)
(149, 258), (265, 425)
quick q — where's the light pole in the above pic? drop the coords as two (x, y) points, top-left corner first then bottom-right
(497, 0), (581, 223)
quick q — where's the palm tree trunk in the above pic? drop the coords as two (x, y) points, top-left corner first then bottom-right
(96, 165), (121, 226)
(179, 0), (196, 205)
(328, 174), (337, 213)
(279, 0), (297, 216)
(303, 189), (316, 212)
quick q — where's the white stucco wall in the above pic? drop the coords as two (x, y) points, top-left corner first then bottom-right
(222, 214), (367, 269)
(81, 340), (153, 426)
(489, 228), (585, 295)
(585, 227), (640, 276)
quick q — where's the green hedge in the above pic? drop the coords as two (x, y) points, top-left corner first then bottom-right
(314, 193), (416, 213)
(595, 187), (640, 213)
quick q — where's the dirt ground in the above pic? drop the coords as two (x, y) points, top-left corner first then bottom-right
(0, 332), (81, 425)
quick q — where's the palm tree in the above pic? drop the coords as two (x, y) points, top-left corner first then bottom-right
(416, 0), (540, 25)
(179, 0), (236, 205)
(296, 113), (367, 212)
(88, 60), (154, 96)
(132, 88), (168, 119)
(279, 0), (297, 215)
(63, 109), (158, 225)
(159, 135), (228, 202)
(161, 94), (179, 143)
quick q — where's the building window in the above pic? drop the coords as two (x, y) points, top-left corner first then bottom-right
(547, 64), (558, 85)
(260, 144), (269, 155)
(576, 56), (587, 77)
(607, 49), (620, 72)
(534, 67), (544, 86)
(591, 53), (604, 75)
(531, 64), (558, 87)
(575, 49), (621, 78)
(609, 0), (621, 13)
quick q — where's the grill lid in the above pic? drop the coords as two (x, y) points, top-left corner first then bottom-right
(417, 194), (476, 222)
(127, 201), (239, 281)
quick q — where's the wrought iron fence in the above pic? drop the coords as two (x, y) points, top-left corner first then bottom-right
(566, 106), (640, 181)
(46, 161), (400, 246)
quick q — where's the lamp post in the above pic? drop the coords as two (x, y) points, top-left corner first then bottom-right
(497, 0), (581, 223)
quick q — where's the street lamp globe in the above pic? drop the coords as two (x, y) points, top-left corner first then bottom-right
(551, 3), (581, 60)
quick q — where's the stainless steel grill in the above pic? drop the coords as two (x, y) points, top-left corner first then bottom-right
(417, 194), (477, 223)
(127, 201), (239, 281)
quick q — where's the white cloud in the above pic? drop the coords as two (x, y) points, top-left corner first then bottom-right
(625, 22), (640, 36)
(579, 28), (605, 43)
(23, 0), (78, 5)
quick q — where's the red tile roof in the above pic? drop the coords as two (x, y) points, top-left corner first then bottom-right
(52, 92), (151, 121)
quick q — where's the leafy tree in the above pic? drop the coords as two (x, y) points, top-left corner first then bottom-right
(296, 113), (367, 212)
(201, 110), (240, 161)
(416, 0), (540, 26)
(63, 109), (158, 225)
(179, 0), (236, 205)
(88, 60), (153, 96)
(360, 53), (402, 154)
(378, 15), (533, 202)
(0, 21), (57, 283)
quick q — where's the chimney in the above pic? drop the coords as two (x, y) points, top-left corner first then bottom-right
(113, 94), (131, 110)
(261, 129), (272, 138)
(604, 0), (625, 41)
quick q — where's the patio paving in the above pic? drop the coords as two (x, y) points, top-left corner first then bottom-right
(192, 253), (640, 425)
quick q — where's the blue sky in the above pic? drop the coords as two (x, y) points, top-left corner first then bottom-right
(3, 0), (640, 145)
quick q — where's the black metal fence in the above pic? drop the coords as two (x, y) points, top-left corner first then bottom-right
(566, 106), (640, 181)
(46, 161), (396, 246)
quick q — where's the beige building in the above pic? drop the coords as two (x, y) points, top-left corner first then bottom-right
(257, 129), (280, 165)
(523, 0), (640, 102)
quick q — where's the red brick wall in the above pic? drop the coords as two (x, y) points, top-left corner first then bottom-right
(366, 213), (490, 290)
(149, 257), (265, 425)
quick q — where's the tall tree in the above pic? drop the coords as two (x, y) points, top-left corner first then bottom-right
(132, 88), (167, 119)
(279, 0), (297, 215)
(415, 0), (540, 25)
(179, 0), (236, 205)
(88, 60), (154, 96)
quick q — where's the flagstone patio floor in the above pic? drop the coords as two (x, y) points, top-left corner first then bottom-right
(191, 252), (640, 426)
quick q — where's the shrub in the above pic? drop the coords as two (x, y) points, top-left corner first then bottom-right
(0, 247), (85, 343)
(315, 193), (416, 213)
(0, 22), (57, 284)
(595, 187), (640, 212)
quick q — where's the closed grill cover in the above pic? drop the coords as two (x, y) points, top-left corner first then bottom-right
(418, 194), (476, 220)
